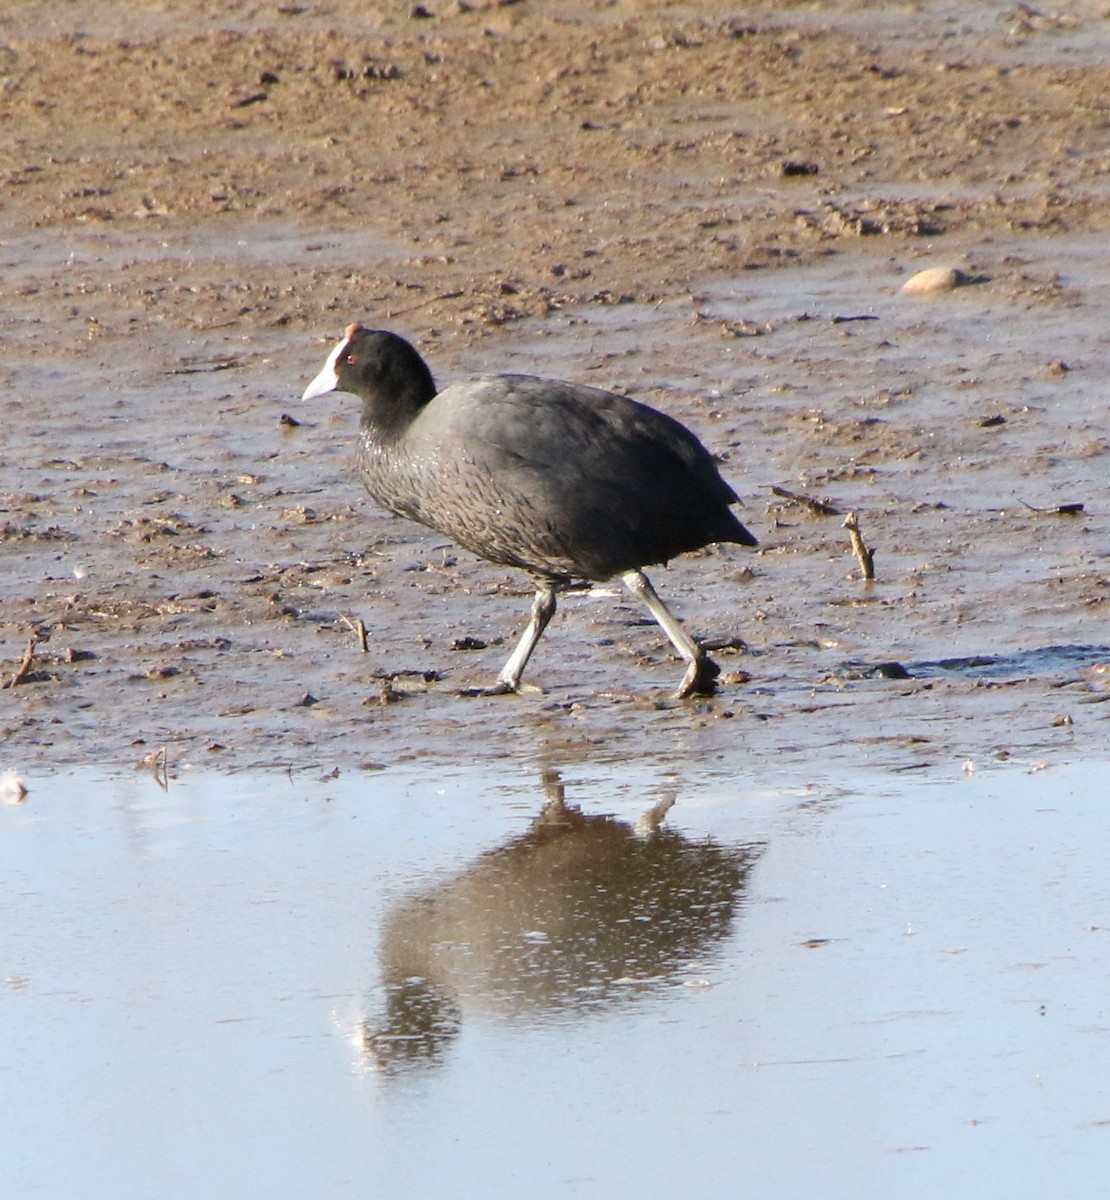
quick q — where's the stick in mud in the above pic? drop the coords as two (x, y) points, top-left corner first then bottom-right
(340, 614), (370, 653)
(1019, 499), (1085, 516)
(4, 635), (40, 689)
(842, 511), (875, 580)
(136, 745), (169, 791)
(768, 484), (842, 516)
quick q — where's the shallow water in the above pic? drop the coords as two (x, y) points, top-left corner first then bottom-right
(4, 756), (1110, 1198)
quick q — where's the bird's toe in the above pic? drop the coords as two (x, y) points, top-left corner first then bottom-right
(674, 656), (721, 699)
(457, 678), (535, 698)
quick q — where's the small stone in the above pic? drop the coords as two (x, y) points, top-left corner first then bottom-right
(901, 266), (966, 294)
(0, 770), (28, 805)
(145, 665), (180, 681)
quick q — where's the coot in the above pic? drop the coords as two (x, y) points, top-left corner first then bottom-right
(302, 325), (757, 697)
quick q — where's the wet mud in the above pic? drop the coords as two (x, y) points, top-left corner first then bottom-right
(2, 0), (1109, 777)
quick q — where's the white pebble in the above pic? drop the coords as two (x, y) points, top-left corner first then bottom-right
(902, 266), (965, 294)
(0, 770), (27, 804)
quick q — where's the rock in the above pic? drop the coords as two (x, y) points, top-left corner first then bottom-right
(901, 266), (967, 294)
(781, 159), (819, 177)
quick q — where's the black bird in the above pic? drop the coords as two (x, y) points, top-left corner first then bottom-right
(302, 325), (757, 697)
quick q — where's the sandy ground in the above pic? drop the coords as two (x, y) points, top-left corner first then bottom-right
(2, 0), (1109, 777)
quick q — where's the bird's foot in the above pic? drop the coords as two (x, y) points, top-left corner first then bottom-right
(456, 679), (517, 698)
(674, 655), (721, 699)
(456, 678), (543, 698)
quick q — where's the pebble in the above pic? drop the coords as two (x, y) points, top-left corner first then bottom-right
(901, 266), (966, 294)
(0, 770), (28, 805)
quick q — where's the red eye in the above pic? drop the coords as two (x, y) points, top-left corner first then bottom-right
(346, 354), (358, 364)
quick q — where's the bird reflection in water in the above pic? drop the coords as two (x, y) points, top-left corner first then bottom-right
(355, 770), (763, 1074)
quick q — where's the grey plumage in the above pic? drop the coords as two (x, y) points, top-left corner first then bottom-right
(302, 325), (756, 696)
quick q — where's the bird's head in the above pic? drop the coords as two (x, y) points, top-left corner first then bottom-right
(302, 325), (437, 421)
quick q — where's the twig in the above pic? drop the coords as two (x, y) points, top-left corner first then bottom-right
(340, 614), (369, 653)
(136, 745), (169, 791)
(842, 511), (875, 580)
(168, 358), (242, 376)
(384, 290), (465, 319)
(5, 635), (40, 689)
(1020, 499), (1085, 516)
(769, 484), (841, 516)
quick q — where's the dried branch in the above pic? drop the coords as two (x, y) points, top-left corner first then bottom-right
(768, 484), (841, 516)
(4, 635), (40, 689)
(136, 745), (169, 791)
(340, 613), (369, 653)
(842, 511), (876, 580)
(1020, 499), (1085, 516)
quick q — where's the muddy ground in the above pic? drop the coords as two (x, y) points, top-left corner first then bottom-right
(2, 0), (1109, 778)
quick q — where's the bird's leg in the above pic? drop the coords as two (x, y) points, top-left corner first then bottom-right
(498, 584), (558, 689)
(634, 792), (676, 839)
(460, 583), (558, 696)
(621, 569), (720, 698)
(534, 768), (579, 827)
